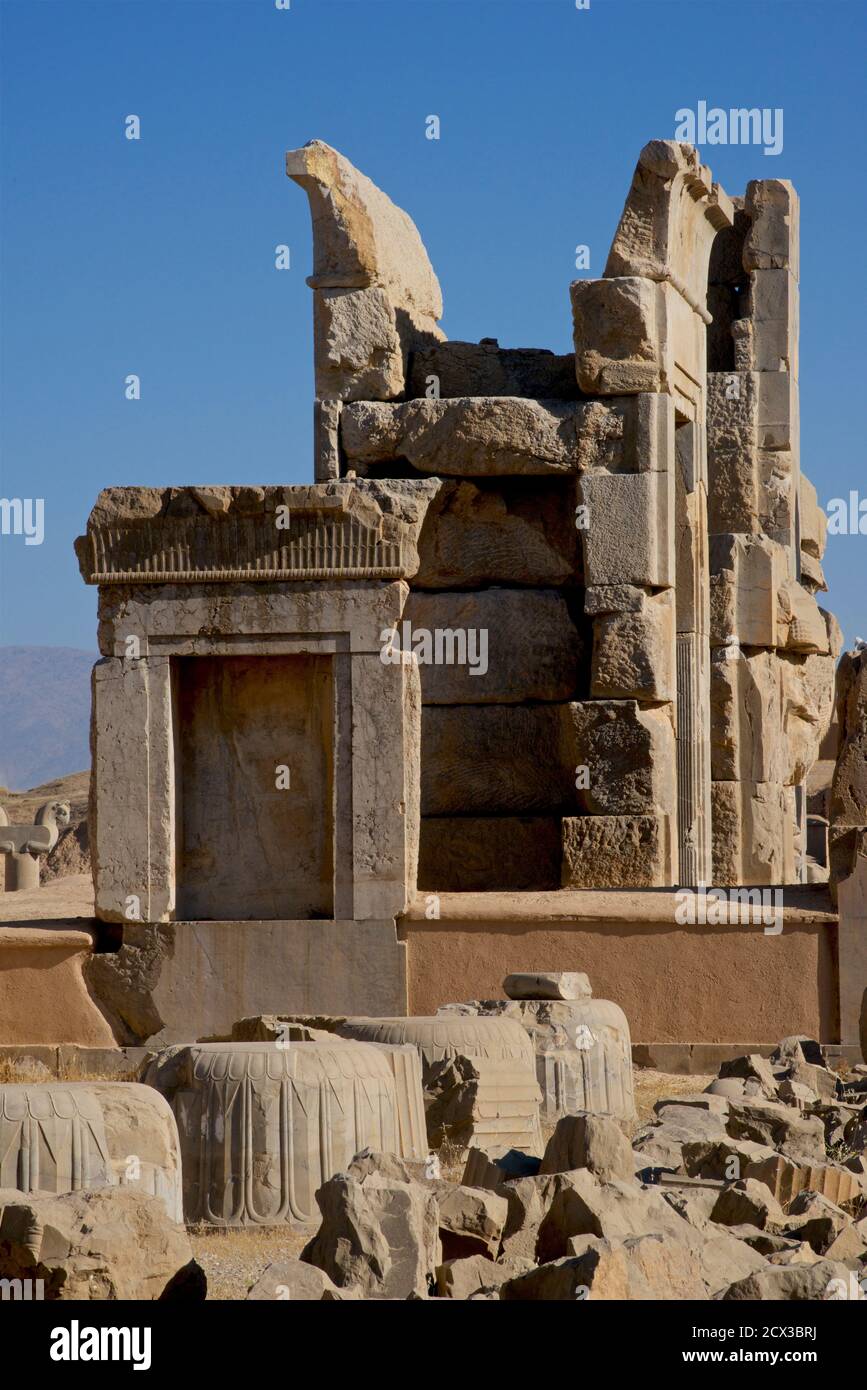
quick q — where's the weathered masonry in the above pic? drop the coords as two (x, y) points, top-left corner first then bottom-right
(72, 139), (863, 1058)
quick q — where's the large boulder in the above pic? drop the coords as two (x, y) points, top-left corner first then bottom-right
(539, 1114), (634, 1182)
(301, 1173), (440, 1299)
(0, 1187), (204, 1301)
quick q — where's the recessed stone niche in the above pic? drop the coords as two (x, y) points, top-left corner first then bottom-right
(174, 653), (334, 921)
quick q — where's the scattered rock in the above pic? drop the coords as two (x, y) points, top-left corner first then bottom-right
(539, 1113), (635, 1182)
(0, 1187), (204, 1301)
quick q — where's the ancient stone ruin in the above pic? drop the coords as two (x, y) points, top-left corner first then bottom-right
(65, 137), (861, 1063)
(0, 800), (70, 890)
(0, 137), (865, 1307)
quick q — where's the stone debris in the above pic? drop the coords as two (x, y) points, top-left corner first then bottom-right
(0, 1187), (205, 1301)
(300, 1172), (441, 1300)
(438, 974), (636, 1124)
(246, 1259), (352, 1301)
(272, 1039), (864, 1299)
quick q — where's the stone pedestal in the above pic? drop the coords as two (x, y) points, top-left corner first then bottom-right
(143, 1041), (428, 1227)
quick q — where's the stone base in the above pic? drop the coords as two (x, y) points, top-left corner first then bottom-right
(84, 919), (407, 1046)
(400, 888), (840, 1050)
(0, 927), (116, 1047)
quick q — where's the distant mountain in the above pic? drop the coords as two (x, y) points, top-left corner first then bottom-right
(0, 646), (94, 791)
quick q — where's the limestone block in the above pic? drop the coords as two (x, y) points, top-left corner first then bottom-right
(756, 369), (795, 452)
(711, 781), (787, 885)
(85, 1083), (183, 1222)
(142, 1041), (427, 1227)
(313, 398), (341, 482)
(749, 268), (798, 374)
(0, 1187), (204, 1301)
(418, 815), (561, 891)
(0, 1085), (114, 1196)
(579, 469), (674, 588)
(424, 1054), (544, 1155)
(412, 478), (579, 589)
(567, 700), (676, 819)
(403, 588), (581, 704)
(707, 371), (759, 534)
(722, 1262), (854, 1302)
(835, 831), (867, 1053)
(341, 397), (595, 476)
(440, 994), (636, 1125)
(780, 650), (837, 786)
(313, 286), (404, 401)
(420, 704), (577, 815)
(799, 474), (827, 560)
(604, 140), (733, 311)
(301, 1171), (440, 1299)
(710, 647), (784, 783)
(590, 589), (674, 701)
(744, 179), (800, 278)
(91, 656), (173, 924)
(407, 340), (579, 400)
(709, 534), (785, 647)
(584, 584), (646, 616)
(504, 973), (592, 1002)
(777, 580), (829, 654)
(84, 919), (407, 1047)
(830, 647), (867, 831)
(79, 485), (433, 589)
(334, 1014), (536, 1078)
(352, 650), (422, 920)
(571, 276), (670, 394)
(561, 815), (669, 889)
(539, 1113), (634, 1181)
(799, 550), (827, 594)
(246, 1259), (349, 1300)
(742, 1154), (863, 1208)
(432, 1182), (509, 1260)
(435, 1254), (531, 1299)
(285, 140), (443, 320)
(758, 448), (797, 545)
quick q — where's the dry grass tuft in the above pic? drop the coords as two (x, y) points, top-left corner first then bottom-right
(189, 1223), (312, 1301)
(631, 1067), (715, 1133)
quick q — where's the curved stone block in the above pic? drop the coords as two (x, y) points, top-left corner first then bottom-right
(438, 993), (636, 1124)
(0, 1085), (114, 1195)
(0, 1082), (184, 1223)
(142, 1041), (427, 1227)
(335, 1015), (536, 1076)
(87, 1082), (183, 1223)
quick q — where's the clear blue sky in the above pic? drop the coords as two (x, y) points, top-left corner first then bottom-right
(1, 0), (865, 651)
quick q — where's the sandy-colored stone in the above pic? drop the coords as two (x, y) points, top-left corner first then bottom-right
(403, 588), (581, 703)
(562, 815), (669, 889)
(539, 1113), (635, 1182)
(0, 1186), (204, 1301)
(503, 972), (592, 1002)
(341, 397), (596, 476)
(301, 1171), (440, 1299)
(418, 815), (561, 892)
(142, 1042), (427, 1227)
(590, 590), (674, 701)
